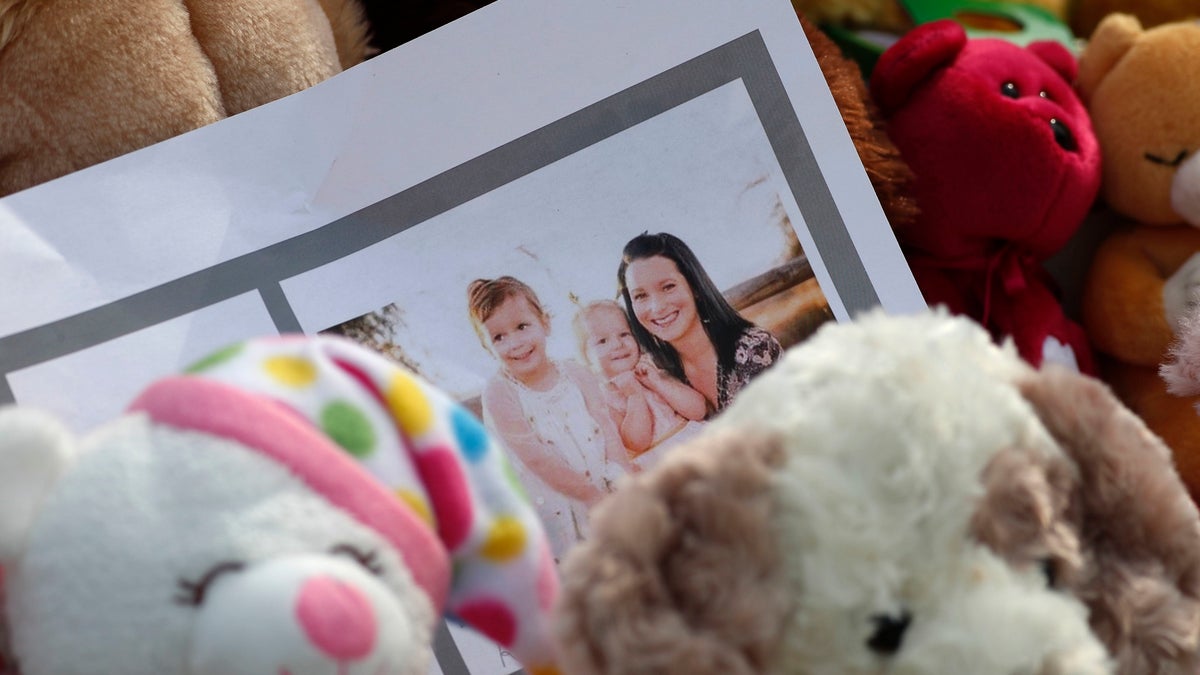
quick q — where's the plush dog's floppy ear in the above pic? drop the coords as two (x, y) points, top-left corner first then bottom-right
(0, 407), (76, 562)
(1018, 367), (1200, 674)
(870, 19), (967, 116)
(555, 430), (791, 675)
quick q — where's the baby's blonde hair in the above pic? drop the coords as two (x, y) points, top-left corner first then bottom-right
(572, 299), (636, 368)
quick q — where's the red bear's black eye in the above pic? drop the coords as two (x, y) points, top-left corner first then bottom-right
(1001, 82), (1020, 98)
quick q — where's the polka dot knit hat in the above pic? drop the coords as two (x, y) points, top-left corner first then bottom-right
(126, 334), (560, 674)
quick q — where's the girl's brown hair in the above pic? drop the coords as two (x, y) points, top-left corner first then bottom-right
(466, 276), (549, 349)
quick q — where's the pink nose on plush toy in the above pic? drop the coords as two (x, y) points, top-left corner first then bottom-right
(295, 576), (377, 660)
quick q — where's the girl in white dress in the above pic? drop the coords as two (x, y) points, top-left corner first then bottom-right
(467, 276), (630, 560)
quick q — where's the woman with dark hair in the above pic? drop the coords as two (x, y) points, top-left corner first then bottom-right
(617, 231), (783, 417)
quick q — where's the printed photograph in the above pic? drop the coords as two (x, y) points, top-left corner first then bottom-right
(317, 81), (836, 563)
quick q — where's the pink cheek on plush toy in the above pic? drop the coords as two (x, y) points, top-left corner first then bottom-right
(295, 576), (377, 661)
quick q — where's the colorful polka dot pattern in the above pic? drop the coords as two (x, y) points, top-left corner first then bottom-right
(183, 335), (560, 671)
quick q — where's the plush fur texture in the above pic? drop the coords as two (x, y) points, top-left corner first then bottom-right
(556, 310), (1200, 675)
(0, 333), (567, 675)
(1077, 16), (1200, 225)
(0, 0), (371, 198)
(0, 409), (72, 562)
(1070, 0), (1199, 44)
(870, 19), (1101, 375)
(0, 413), (436, 675)
(791, 0), (912, 33)
(802, 13), (919, 233)
(1163, 309), (1200, 402)
(1077, 15), (1200, 504)
(1020, 367), (1200, 674)
(556, 430), (791, 675)
(0, 0), (35, 50)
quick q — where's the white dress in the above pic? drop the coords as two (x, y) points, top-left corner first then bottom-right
(484, 361), (615, 561)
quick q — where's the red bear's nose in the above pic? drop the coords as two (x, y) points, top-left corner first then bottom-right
(1050, 118), (1076, 152)
(295, 576), (377, 660)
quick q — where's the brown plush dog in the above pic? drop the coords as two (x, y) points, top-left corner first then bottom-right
(800, 11), (919, 233)
(556, 311), (1200, 675)
(0, 0), (371, 198)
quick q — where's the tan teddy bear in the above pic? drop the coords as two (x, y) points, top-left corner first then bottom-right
(1069, 0), (1199, 43)
(1078, 14), (1200, 500)
(0, 0), (371, 198)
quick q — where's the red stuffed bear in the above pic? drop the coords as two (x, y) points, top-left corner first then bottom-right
(870, 19), (1101, 374)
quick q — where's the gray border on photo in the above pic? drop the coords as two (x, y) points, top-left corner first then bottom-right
(0, 30), (876, 411)
(0, 29), (875, 673)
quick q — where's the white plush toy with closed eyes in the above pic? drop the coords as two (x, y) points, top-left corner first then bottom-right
(0, 335), (561, 675)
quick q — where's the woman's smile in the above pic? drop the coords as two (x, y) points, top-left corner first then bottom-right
(624, 255), (700, 344)
(648, 310), (680, 330)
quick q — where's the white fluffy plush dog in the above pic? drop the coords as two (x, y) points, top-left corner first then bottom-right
(556, 310), (1200, 675)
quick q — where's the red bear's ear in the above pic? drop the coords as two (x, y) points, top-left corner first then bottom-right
(1027, 40), (1077, 82)
(870, 19), (967, 116)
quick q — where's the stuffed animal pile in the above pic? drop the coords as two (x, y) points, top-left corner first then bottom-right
(868, 19), (1101, 374)
(0, 335), (561, 675)
(10, 4), (1200, 674)
(1077, 15), (1200, 501)
(0, 0), (372, 198)
(556, 310), (1200, 675)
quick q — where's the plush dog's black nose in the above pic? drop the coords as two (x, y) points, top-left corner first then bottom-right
(1050, 118), (1077, 152)
(867, 610), (912, 655)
